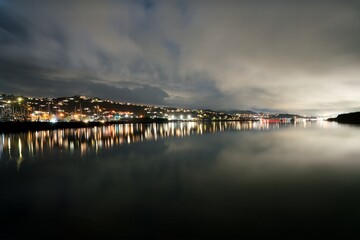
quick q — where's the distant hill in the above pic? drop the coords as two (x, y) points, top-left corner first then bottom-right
(272, 113), (302, 118)
(328, 111), (360, 124)
(221, 110), (258, 115)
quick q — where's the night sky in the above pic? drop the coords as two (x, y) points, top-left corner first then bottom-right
(1, 0), (359, 115)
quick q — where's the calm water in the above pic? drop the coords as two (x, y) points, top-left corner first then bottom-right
(1, 121), (360, 239)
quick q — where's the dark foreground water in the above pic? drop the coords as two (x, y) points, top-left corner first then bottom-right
(1, 121), (360, 239)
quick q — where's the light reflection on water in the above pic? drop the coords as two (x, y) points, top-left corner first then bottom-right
(0, 121), (327, 166)
(1, 120), (359, 238)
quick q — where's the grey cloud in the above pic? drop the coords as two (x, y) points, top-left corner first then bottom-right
(1, 0), (360, 114)
(177, 0), (360, 112)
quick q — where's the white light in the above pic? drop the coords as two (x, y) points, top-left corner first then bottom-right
(50, 117), (58, 123)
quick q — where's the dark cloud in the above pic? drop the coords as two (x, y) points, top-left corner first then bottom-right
(0, 5), (28, 43)
(0, 73), (169, 105)
(142, 0), (155, 10)
(0, 56), (169, 105)
(0, 0), (360, 114)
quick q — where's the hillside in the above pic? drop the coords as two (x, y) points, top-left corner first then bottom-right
(328, 111), (360, 124)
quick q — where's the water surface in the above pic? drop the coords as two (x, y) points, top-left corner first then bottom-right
(1, 121), (360, 239)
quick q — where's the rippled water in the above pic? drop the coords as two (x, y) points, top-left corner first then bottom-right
(1, 121), (360, 239)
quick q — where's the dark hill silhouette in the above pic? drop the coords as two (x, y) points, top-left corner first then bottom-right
(221, 110), (258, 115)
(328, 111), (360, 124)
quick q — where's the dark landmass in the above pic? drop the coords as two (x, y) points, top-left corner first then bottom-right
(275, 113), (302, 119)
(0, 118), (168, 133)
(327, 111), (360, 124)
(221, 110), (258, 115)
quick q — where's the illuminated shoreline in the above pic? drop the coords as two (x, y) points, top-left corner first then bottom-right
(0, 119), (165, 133)
(0, 119), (262, 134)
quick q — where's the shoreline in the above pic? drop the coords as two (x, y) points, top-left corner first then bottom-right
(0, 119), (168, 134)
(327, 111), (360, 125)
(0, 119), (260, 133)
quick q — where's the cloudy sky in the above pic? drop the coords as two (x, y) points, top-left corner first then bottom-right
(1, 0), (359, 115)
